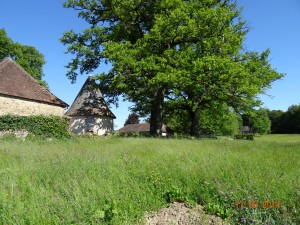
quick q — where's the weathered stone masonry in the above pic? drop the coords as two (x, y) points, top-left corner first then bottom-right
(0, 94), (65, 116)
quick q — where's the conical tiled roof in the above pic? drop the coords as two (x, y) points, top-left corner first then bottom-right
(65, 76), (116, 118)
(0, 57), (68, 107)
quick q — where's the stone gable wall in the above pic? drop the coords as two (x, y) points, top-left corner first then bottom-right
(0, 95), (65, 116)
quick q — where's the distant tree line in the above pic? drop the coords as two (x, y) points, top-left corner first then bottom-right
(267, 104), (300, 134)
(164, 104), (300, 136)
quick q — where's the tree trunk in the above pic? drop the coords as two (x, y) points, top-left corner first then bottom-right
(150, 89), (164, 136)
(190, 107), (201, 137)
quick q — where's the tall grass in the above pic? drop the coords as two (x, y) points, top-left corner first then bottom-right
(0, 135), (299, 224)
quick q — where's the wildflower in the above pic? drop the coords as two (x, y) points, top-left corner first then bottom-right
(241, 217), (247, 224)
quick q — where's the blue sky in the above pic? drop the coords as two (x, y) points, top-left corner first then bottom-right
(0, 0), (299, 129)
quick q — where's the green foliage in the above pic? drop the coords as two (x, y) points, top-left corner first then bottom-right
(92, 200), (119, 223)
(234, 134), (254, 140)
(163, 186), (187, 203)
(203, 203), (233, 219)
(199, 104), (242, 136)
(282, 104), (300, 133)
(267, 109), (285, 134)
(0, 29), (47, 88)
(243, 108), (271, 135)
(251, 109), (271, 134)
(165, 103), (241, 136)
(0, 114), (70, 139)
(113, 131), (152, 138)
(124, 113), (140, 126)
(163, 107), (190, 134)
(61, 0), (283, 137)
(267, 104), (300, 134)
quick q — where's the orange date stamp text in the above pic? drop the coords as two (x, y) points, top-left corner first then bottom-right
(235, 200), (281, 209)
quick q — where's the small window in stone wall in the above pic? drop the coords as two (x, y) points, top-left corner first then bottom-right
(86, 116), (94, 125)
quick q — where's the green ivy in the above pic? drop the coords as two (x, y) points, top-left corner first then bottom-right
(0, 114), (71, 139)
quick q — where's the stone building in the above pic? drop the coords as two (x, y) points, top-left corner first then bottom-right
(65, 76), (116, 136)
(0, 57), (68, 116)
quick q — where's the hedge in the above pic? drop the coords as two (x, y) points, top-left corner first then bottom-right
(0, 114), (70, 139)
(234, 134), (254, 140)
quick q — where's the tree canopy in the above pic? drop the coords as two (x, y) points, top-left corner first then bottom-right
(242, 108), (271, 135)
(0, 29), (47, 88)
(124, 113), (140, 126)
(165, 102), (241, 136)
(61, 0), (283, 136)
(267, 109), (285, 134)
(267, 105), (300, 134)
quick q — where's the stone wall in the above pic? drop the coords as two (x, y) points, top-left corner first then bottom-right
(0, 129), (29, 139)
(69, 116), (114, 136)
(0, 95), (65, 116)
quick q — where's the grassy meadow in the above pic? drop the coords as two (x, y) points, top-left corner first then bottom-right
(0, 135), (299, 224)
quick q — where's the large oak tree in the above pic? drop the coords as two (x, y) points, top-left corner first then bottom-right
(61, 0), (283, 136)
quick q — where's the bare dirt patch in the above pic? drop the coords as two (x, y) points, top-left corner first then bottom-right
(144, 202), (229, 225)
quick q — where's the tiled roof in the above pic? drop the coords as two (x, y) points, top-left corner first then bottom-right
(119, 123), (151, 132)
(65, 76), (116, 118)
(0, 57), (68, 107)
(119, 123), (169, 133)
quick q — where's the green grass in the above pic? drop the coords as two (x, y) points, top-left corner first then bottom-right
(0, 135), (299, 224)
(256, 134), (300, 143)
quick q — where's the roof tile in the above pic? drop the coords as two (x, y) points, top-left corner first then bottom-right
(0, 57), (68, 107)
(65, 76), (116, 118)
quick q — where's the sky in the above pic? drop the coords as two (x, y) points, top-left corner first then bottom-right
(0, 0), (299, 129)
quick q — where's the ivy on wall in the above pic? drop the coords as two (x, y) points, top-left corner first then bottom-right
(0, 114), (70, 139)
